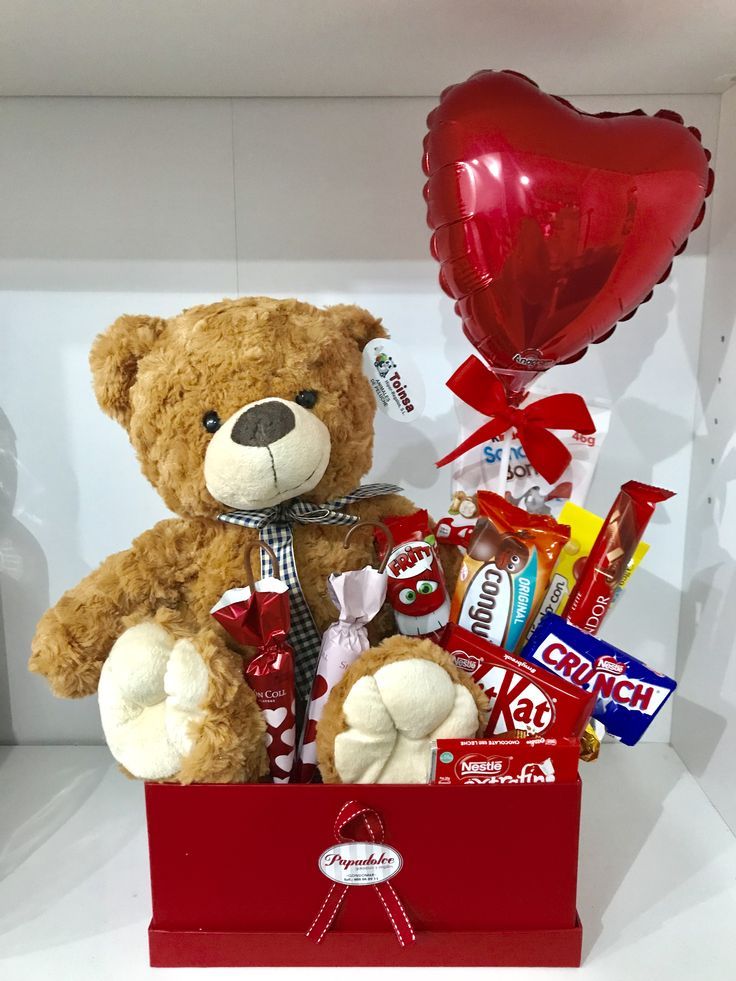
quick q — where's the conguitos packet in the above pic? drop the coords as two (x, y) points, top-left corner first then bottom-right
(450, 492), (570, 652)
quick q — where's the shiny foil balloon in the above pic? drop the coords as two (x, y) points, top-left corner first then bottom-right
(423, 70), (713, 399)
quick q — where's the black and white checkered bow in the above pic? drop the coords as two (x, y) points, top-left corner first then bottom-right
(219, 483), (402, 701)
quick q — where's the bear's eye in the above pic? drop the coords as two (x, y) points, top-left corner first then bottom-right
(202, 410), (222, 434)
(295, 389), (318, 409)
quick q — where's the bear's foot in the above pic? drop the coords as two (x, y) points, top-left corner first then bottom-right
(98, 622), (209, 780)
(333, 656), (480, 783)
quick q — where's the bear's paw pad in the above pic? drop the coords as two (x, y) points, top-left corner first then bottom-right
(99, 626), (209, 780)
(333, 658), (478, 784)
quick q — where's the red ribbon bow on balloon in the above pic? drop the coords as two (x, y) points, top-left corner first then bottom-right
(306, 801), (416, 947)
(436, 356), (596, 484)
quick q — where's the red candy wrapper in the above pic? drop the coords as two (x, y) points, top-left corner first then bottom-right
(375, 510), (451, 638)
(211, 577), (296, 783)
(562, 480), (674, 635)
(441, 622), (594, 739)
(429, 736), (580, 785)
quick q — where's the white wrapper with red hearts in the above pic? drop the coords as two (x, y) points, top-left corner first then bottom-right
(296, 566), (387, 782)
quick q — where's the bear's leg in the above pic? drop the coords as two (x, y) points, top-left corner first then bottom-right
(98, 623), (267, 783)
(174, 627), (268, 785)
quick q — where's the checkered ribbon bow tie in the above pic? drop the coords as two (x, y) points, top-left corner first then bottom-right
(219, 484), (401, 702)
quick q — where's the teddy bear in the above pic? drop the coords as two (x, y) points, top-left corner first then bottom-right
(29, 296), (461, 784)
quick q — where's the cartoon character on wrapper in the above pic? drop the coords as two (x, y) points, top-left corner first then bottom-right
(375, 511), (451, 638)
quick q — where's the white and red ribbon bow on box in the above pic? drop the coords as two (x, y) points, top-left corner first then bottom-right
(307, 801), (416, 947)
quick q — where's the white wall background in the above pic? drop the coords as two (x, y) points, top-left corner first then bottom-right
(0, 93), (721, 747)
(673, 85), (736, 834)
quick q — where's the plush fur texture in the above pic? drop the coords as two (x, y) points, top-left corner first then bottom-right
(317, 635), (488, 784)
(29, 296), (460, 784)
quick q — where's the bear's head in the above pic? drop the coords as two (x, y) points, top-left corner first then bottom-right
(90, 297), (386, 517)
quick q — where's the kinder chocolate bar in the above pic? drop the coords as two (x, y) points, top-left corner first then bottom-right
(450, 491), (570, 652)
(375, 511), (451, 637)
(530, 501), (649, 634)
(441, 623), (594, 738)
(429, 736), (580, 785)
(522, 614), (677, 746)
(563, 481), (674, 636)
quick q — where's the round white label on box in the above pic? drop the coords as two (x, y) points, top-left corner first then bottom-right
(318, 841), (403, 886)
(362, 338), (425, 421)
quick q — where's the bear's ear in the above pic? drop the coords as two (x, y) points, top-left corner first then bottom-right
(89, 314), (167, 427)
(328, 304), (388, 350)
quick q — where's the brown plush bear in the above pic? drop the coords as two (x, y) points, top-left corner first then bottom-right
(29, 297), (459, 784)
(317, 635), (488, 783)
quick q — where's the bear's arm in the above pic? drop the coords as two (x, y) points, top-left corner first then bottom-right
(29, 518), (209, 699)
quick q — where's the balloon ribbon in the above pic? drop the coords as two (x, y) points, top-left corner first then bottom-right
(436, 356), (595, 484)
(306, 801), (416, 947)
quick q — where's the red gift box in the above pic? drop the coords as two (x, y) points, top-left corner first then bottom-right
(145, 779), (583, 967)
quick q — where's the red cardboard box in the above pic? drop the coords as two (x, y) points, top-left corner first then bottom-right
(145, 780), (583, 967)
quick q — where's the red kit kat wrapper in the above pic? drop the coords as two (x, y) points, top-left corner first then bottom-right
(562, 481), (674, 635)
(442, 623), (594, 739)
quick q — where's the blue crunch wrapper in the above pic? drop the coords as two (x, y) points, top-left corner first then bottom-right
(521, 613), (676, 745)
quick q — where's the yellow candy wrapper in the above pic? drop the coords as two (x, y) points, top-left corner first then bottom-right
(529, 501), (649, 635)
(579, 721), (602, 763)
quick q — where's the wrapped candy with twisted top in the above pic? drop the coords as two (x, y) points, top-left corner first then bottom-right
(296, 522), (393, 783)
(211, 544), (296, 783)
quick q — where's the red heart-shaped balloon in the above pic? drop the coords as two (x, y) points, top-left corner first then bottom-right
(423, 71), (713, 397)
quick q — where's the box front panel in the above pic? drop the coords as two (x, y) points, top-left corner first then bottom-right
(146, 780), (580, 934)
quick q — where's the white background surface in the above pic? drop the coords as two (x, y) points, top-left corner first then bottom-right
(1, 7), (735, 976)
(2, 0), (736, 97)
(0, 93), (722, 747)
(673, 85), (736, 832)
(1, 745), (735, 980)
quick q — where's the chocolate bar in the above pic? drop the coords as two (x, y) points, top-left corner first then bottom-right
(562, 480), (673, 635)
(429, 736), (580, 785)
(521, 614), (677, 745)
(441, 623), (595, 739)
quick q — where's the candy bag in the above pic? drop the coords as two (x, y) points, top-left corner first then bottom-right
(451, 388), (611, 520)
(450, 491), (570, 652)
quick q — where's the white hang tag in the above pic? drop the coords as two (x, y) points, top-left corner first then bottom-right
(363, 338), (425, 422)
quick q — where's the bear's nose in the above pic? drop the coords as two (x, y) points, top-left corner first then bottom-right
(230, 400), (296, 447)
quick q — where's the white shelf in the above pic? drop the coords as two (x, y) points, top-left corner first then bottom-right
(1, 744), (734, 979)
